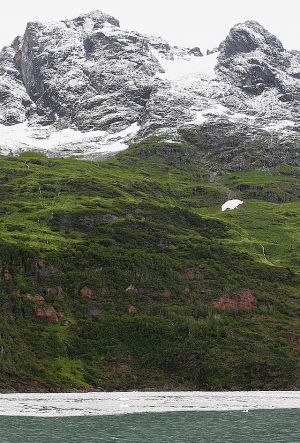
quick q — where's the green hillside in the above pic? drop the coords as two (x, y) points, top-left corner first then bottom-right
(0, 137), (299, 391)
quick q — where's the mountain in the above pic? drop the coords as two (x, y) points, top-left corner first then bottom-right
(0, 146), (299, 392)
(0, 12), (300, 167)
(0, 13), (299, 392)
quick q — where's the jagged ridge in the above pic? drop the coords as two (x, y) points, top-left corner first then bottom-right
(0, 12), (299, 166)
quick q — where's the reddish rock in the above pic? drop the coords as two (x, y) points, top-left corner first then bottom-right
(239, 292), (257, 309)
(25, 294), (45, 304)
(128, 305), (137, 315)
(35, 306), (58, 322)
(162, 289), (172, 298)
(213, 294), (237, 309)
(80, 287), (94, 298)
(213, 292), (256, 309)
(46, 286), (65, 300)
(126, 285), (139, 294)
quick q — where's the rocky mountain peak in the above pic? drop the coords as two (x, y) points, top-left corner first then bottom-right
(65, 10), (120, 31)
(219, 20), (284, 58)
(0, 12), (299, 168)
(216, 20), (292, 96)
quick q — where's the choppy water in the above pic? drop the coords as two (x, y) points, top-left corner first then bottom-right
(0, 391), (299, 442)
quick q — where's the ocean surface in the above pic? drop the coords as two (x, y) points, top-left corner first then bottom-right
(0, 391), (299, 442)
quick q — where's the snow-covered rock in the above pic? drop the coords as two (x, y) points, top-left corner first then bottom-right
(0, 12), (299, 164)
(0, 121), (140, 158)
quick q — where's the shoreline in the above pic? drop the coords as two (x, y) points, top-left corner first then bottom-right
(0, 391), (299, 417)
(1, 387), (299, 394)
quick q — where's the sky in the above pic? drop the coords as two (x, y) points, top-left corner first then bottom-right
(1, 0), (299, 52)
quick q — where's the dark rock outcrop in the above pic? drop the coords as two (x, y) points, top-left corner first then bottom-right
(217, 21), (293, 96)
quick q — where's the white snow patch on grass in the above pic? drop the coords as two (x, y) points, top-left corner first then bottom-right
(222, 199), (244, 212)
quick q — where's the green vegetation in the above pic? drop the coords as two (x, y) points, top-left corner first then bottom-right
(0, 137), (299, 391)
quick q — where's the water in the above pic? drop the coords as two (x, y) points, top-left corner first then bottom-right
(0, 392), (299, 442)
(0, 410), (299, 442)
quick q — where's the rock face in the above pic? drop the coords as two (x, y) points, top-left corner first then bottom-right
(35, 306), (60, 322)
(213, 292), (257, 309)
(80, 287), (95, 298)
(217, 21), (297, 97)
(0, 12), (300, 167)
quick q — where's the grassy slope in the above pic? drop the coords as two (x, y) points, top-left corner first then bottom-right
(0, 137), (299, 391)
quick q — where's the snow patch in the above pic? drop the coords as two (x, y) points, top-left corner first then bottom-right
(187, 104), (229, 125)
(0, 122), (140, 158)
(222, 199), (244, 212)
(153, 50), (219, 81)
(229, 113), (257, 121)
(186, 106), (260, 126)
